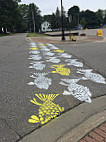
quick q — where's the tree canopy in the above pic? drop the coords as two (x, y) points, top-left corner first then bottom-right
(0, 2), (106, 34)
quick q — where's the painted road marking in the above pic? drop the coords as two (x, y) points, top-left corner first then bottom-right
(66, 59), (83, 67)
(27, 42), (106, 126)
(77, 69), (106, 84)
(28, 72), (52, 90)
(51, 65), (70, 76)
(28, 94), (64, 125)
(60, 78), (92, 103)
(46, 56), (60, 63)
(29, 50), (40, 54)
(29, 61), (46, 71)
(29, 47), (38, 50)
(58, 53), (72, 58)
(29, 55), (42, 60)
(53, 49), (65, 53)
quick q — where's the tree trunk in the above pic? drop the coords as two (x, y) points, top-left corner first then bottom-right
(0, 27), (3, 34)
(4, 27), (6, 34)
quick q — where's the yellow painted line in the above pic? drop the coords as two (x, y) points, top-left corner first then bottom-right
(29, 47), (38, 50)
(53, 49), (64, 53)
(39, 44), (45, 46)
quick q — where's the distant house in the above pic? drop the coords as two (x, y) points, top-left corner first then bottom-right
(41, 21), (52, 32)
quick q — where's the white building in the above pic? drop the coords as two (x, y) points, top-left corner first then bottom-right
(41, 21), (52, 32)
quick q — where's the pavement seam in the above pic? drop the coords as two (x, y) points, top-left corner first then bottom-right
(0, 118), (21, 141)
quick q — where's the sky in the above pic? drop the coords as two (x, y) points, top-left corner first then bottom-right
(20, 0), (106, 15)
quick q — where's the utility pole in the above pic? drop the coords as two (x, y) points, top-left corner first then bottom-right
(31, 4), (35, 33)
(61, 0), (65, 40)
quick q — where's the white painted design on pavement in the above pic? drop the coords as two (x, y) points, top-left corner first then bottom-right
(77, 69), (106, 84)
(29, 51), (40, 54)
(58, 53), (72, 58)
(60, 77), (92, 103)
(43, 52), (54, 56)
(41, 48), (50, 51)
(29, 55), (42, 60)
(28, 73), (52, 90)
(40, 46), (48, 50)
(46, 43), (59, 49)
(29, 61), (46, 70)
(46, 56), (60, 63)
(30, 42), (37, 47)
(38, 43), (45, 46)
(66, 59), (83, 67)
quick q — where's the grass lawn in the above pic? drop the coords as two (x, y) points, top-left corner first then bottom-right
(27, 33), (48, 37)
(0, 33), (13, 37)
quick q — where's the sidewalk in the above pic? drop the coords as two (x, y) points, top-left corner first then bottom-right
(27, 34), (104, 44)
(57, 111), (106, 142)
(19, 96), (106, 142)
(79, 122), (106, 142)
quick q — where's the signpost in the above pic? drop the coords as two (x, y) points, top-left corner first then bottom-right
(61, 0), (65, 40)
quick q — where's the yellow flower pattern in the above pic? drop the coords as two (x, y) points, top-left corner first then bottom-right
(28, 94), (64, 125)
(51, 65), (70, 76)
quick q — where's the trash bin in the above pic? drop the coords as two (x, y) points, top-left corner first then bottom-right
(97, 30), (103, 36)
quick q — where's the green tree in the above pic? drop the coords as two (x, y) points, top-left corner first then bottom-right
(80, 17), (86, 29)
(71, 16), (78, 29)
(68, 5), (80, 16)
(96, 9), (103, 26)
(18, 4), (29, 32)
(28, 3), (41, 33)
(80, 10), (98, 29)
(0, 0), (21, 33)
(43, 15), (52, 23)
(51, 13), (56, 29)
(55, 7), (61, 29)
(68, 6), (80, 29)
(14, 0), (21, 2)
(103, 14), (106, 25)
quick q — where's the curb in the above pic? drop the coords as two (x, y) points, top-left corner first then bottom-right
(19, 95), (106, 142)
(28, 36), (104, 44)
(57, 110), (106, 142)
(25, 37), (31, 42)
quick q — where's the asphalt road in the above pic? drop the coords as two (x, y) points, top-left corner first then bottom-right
(56, 41), (106, 77)
(0, 33), (106, 142)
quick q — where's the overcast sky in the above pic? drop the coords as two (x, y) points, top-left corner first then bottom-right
(20, 0), (106, 15)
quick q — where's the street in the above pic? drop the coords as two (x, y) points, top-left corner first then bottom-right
(0, 33), (106, 142)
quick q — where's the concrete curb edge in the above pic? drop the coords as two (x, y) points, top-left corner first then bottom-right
(19, 96), (106, 142)
(57, 110), (106, 142)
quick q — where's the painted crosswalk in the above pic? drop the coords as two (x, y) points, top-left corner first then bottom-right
(27, 42), (106, 125)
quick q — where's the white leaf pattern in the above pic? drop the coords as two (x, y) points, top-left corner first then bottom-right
(46, 43), (59, 49)
(43, 52), (54, 56)
(60, 78), (92, 103)
(29, 51), (40, 54)
(77, 69), (106, 84)
(30, 42), (37, 47)
(28, 73), (52, 90)
(29, 55), (42, 60)
(46, 56), (60, 63)
(66, 59), (83, 67)
(58, 53), (72, 58)
(29, 61), (46, 70)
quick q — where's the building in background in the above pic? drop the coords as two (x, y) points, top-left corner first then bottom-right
(41, 21), (52, 32)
